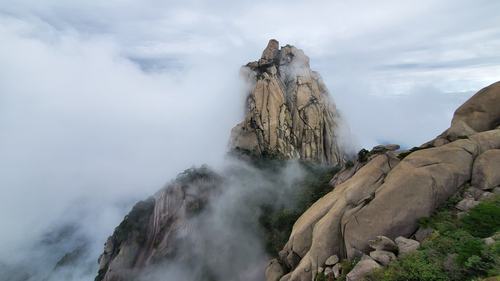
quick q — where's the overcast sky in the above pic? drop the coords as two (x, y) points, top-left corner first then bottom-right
(1, 0), (500, 279)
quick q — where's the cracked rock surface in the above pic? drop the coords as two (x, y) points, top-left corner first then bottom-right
(230, 39), (345, 165)
(268, 81), (500, 281)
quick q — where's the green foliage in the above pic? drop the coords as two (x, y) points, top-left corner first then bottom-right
(368, 251), (449, 281)
(259, 204), (299, 255)
(462, 196), (500, 238)
(95, 197), (155, 281)
(230, 147), (286, 168)
(113, 197), (155, 245)
(296, 163), (340, 211)
(357, 148), (370, 162)
(336, 259), (357, 281)
(314, 272), (328, 281)
(367, 194), (500, 281)
(175, 165), (221, 186)
(258, 162), (340, 256)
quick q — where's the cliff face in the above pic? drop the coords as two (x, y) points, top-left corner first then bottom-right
(94, 40), (500, 281)
(95, 167), (223, 281)
(230, 39), (345, 165)
(269, 82), (500, 281)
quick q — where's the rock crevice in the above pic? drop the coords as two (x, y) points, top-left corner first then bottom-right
(230, 39), (345, 165)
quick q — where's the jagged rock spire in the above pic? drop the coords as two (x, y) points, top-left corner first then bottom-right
(230, 39), (345, 165)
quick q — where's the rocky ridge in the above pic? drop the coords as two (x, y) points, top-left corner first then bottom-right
(266, 81), (500, 281)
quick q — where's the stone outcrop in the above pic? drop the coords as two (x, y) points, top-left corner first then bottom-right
(95, 167), (222, 281)
(367, 236), (398, 253)
(230, 39), (345, 165)
(428, 81), (500, 146)
(266, 81), (500, 281)
(472, 149), (500, 190)
(345, 256), (381, 281)
(369, 250), (396, 266)
(394, 237), (420, 256)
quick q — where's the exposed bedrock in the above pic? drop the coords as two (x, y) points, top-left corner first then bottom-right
(268, 81), (500, 281)
(95, 167), (222, 281)
(230, 39), (346, 165)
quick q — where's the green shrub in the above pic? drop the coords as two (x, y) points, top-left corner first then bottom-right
(368, 251), (448, 281)
(257, 162), (340, 256)
(461, 196), (500, 238)
(369, 194), (500, 281)
(336, 259), (357, 281)
(357, 149), (370, 162)
(314, 272), (327, 281)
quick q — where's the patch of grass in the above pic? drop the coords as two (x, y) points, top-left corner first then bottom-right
(462, 196), (500, 238)
(336, 259), (357, 281)
(314, 272), (328, 281)
(368, 251), (449, 281)
(366, 194), (500, 281)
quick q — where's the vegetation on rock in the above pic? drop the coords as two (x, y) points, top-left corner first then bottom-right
(258, 161), (340, 256)
(366, 194), (500, 281)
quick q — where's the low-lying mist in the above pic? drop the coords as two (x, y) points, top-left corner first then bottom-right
(105, 157), (337, 281)
(2, 1), (498, 280)
(0, 16), (247, 281)
(5, 155), (337, 281)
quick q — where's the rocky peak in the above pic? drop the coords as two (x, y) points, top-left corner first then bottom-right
(230, 39), (345, 165)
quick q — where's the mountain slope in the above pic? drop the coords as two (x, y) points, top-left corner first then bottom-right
(269, 81), (500, 281)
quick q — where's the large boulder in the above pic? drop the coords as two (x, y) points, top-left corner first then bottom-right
(346, 257), (381, 281)
(472, 149), (500, 190)
(230, 40), (346, 165)
(367, 236), (398, 253)
(369, 250), (396, 266)
(395, 237), (420, 256)
(266, 259), (286, 281)
(431, 81), (500, 144)
(270, 81), (500, 281)
(324, 255), (339, 266)
(456, 198), (480, 211)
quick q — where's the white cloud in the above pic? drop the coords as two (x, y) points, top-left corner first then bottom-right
(0, 0), (499, 280)
(0, 15), (245, 279)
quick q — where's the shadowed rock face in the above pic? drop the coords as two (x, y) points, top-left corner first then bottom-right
(95, 166), (223, 281)
(230, 39), (345, 165)
(268, 81), (500, 281)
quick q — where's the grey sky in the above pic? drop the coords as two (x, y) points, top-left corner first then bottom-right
(0, 1), (499, 280)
